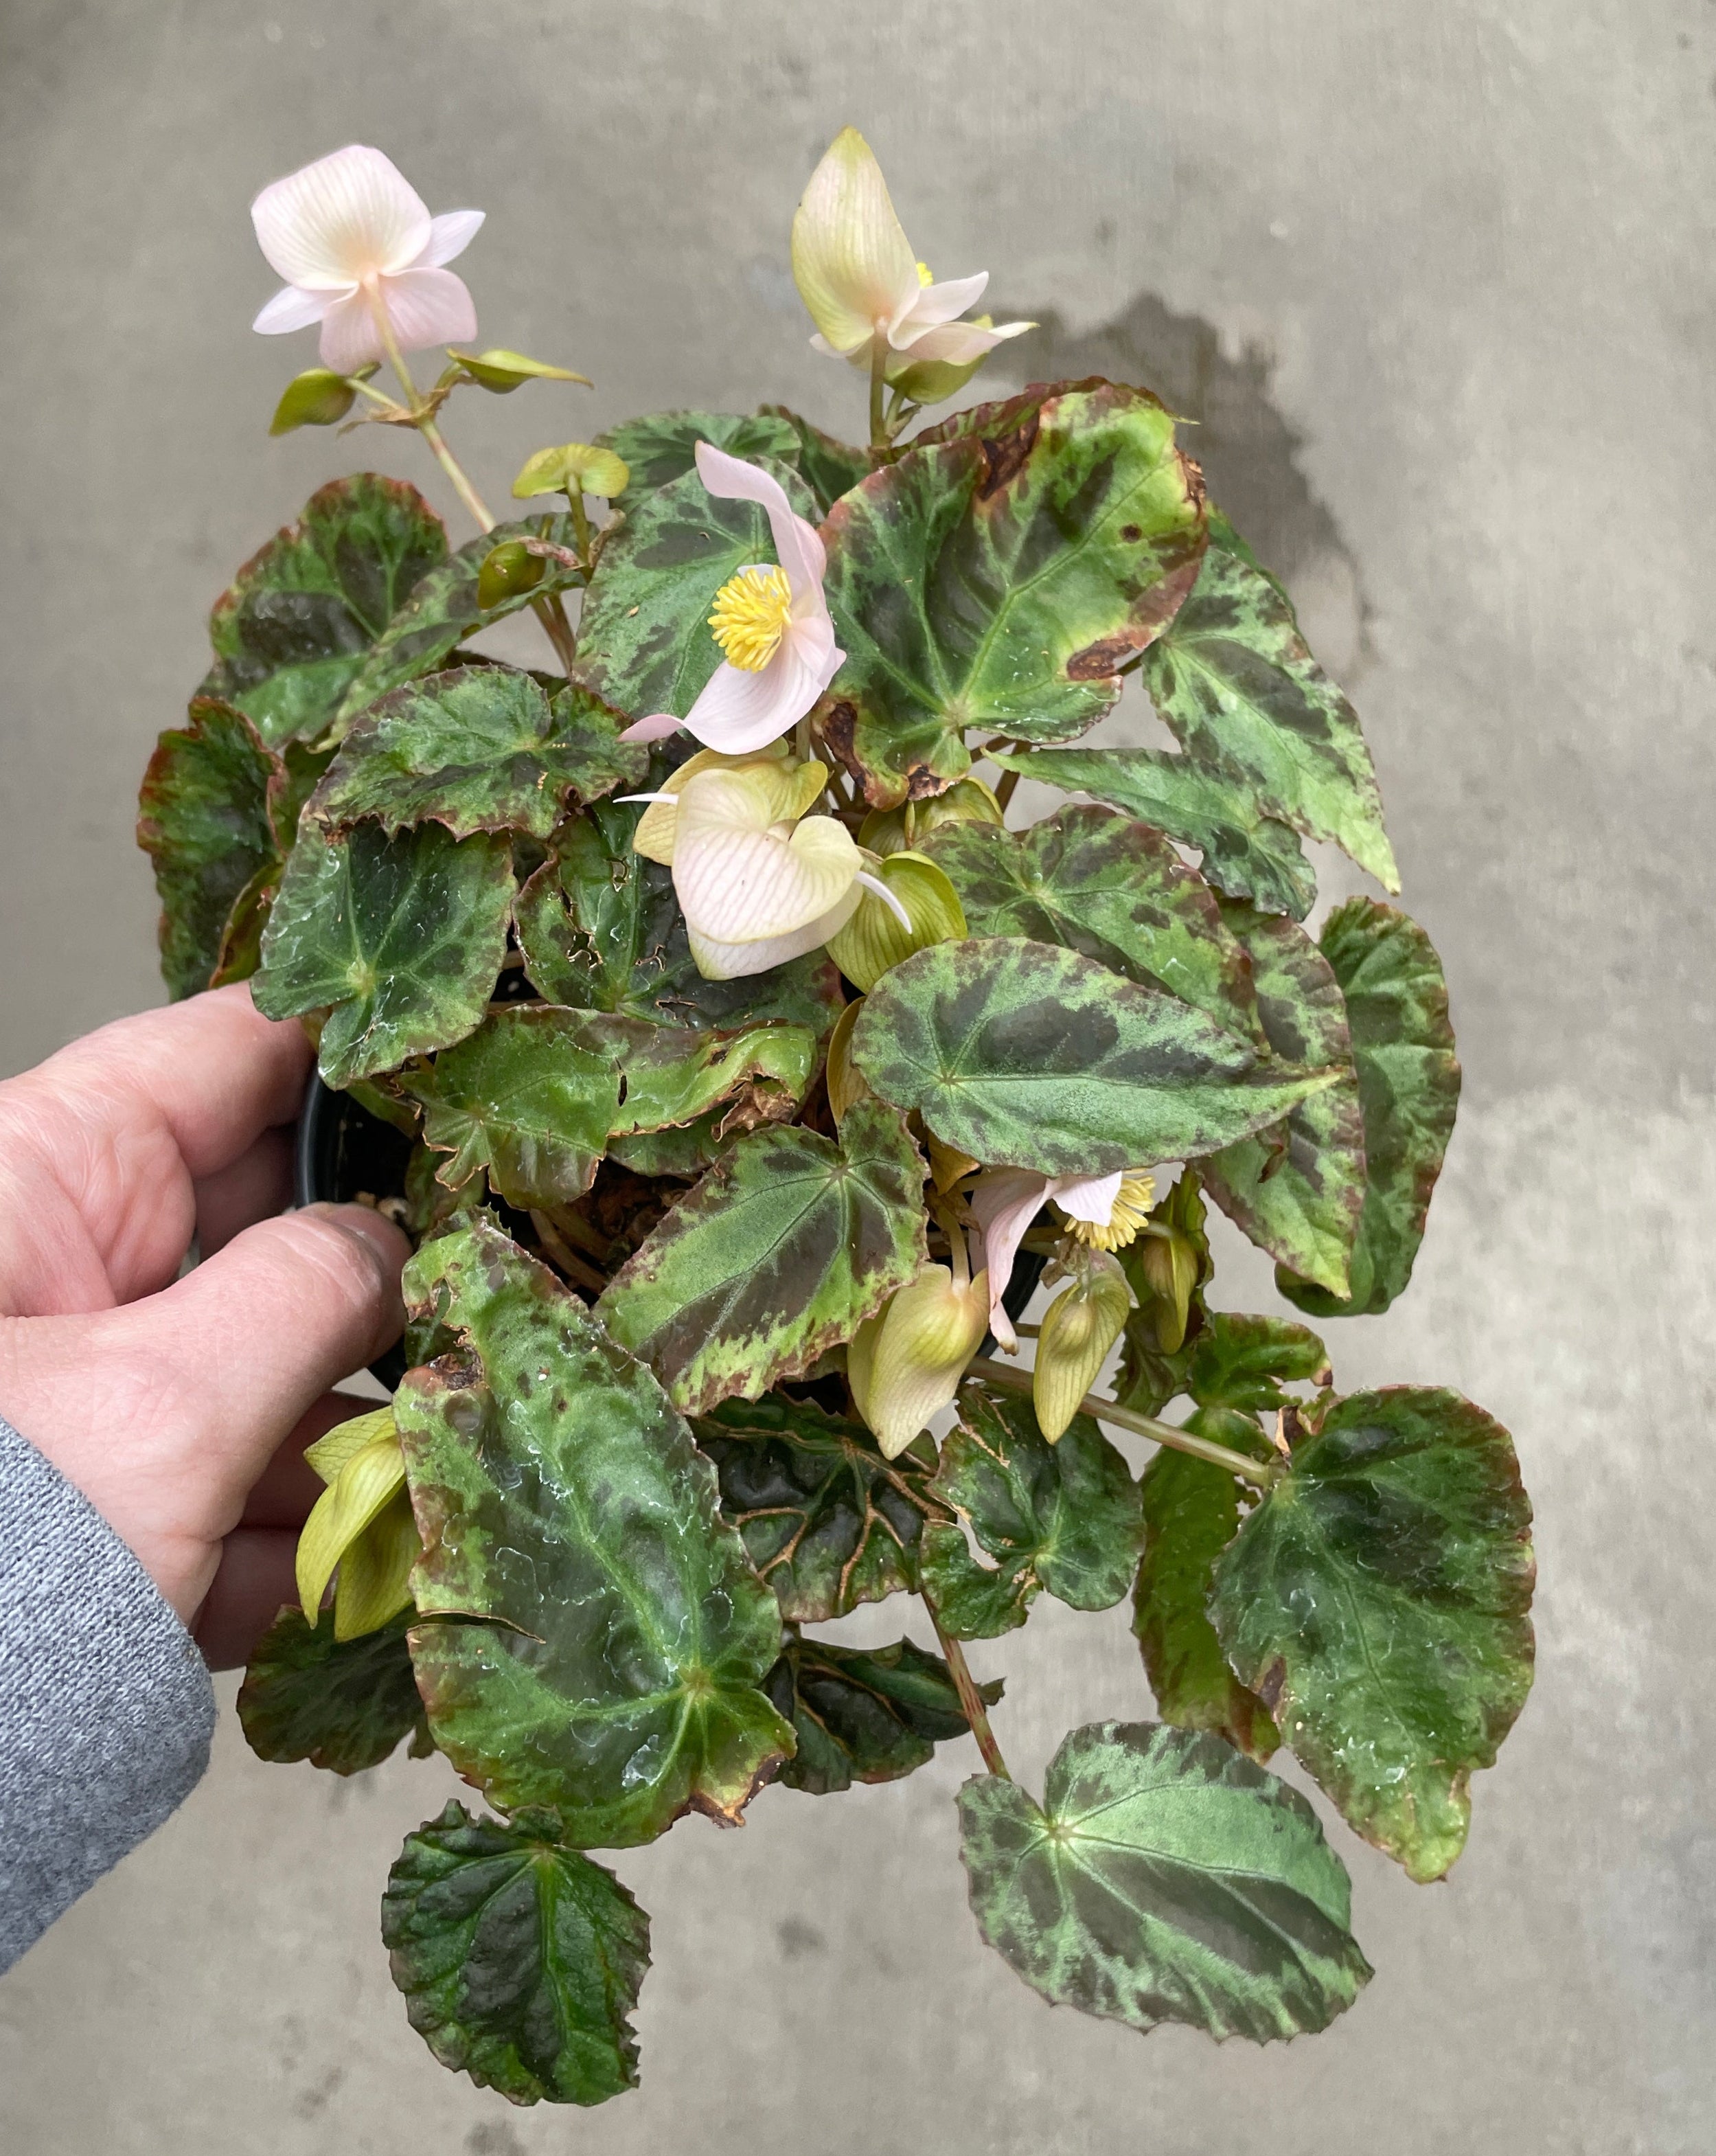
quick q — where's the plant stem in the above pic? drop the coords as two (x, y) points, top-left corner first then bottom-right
(869, 334), (889, 457)
(566, 490), (595, 567)
(967, 1354), (1277, 1488)
(993, 766), (1020, 813)
(925, 1600), (1009, 1779)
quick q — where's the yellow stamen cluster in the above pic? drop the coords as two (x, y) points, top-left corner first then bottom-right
(708, 565), (792, 672)
(915, 260), (934, 287)
(1062, 1172), (1158, 1252)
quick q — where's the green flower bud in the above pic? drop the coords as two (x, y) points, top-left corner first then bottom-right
(512, 441), (631, 501)
(296, 1409), (415, 1637)
(825, 850), (967, 992)
(1134, 1226), (1201, 1354)
(448, 347), (593, 394)
(849, 1262), (990, 1459)
(268, 364), (377, 435)
(476, 538), (547, 611)
(1033, 1253), (1132, 1441)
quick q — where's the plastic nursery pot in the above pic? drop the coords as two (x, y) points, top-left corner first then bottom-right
(295, 1070), (413, 1391)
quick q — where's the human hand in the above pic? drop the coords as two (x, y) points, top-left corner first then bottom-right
(0, 985), (410, 1668)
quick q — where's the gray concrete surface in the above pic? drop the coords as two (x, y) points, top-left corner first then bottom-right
(1, 1), (1713, 2148)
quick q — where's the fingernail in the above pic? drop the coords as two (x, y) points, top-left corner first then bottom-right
(304, 1202), (409, 1271)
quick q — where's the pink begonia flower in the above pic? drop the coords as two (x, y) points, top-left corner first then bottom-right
(790, 128), (1033, 374)
(250, 144), (483, 376)
(621, 442), (844, 756)
(971, 1167), (1154, 1352)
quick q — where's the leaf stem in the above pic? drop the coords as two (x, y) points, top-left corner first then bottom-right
(925, 1598), (1009, 1779)
(869, 334), (889, 457)
(967, 1355), (1277, 1489)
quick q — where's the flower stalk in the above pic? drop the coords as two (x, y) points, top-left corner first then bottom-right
(966, 1355), (1279, 1489)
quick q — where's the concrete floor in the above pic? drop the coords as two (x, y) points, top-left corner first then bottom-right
(1, 2), (1713, 2149)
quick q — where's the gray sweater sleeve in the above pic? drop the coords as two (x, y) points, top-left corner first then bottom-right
(0, 1414), (215, 1971)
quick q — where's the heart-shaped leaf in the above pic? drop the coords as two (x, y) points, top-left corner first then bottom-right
(137, 699), (280, 999)
(921, 804), (1262, 1043)
(398, 1219), (792, 1843)
(764, 1633), (998, 1793)
(382, 1801), (649, 2107)
(236, 1606), (428, 1775)
(597, 1099), (927, 1413)
(308, 669), (645, 839)
(1202, 901), (1366, 1295)
(201, 475), (448, 749)
(1212, 1385), (1534, 1881)
(1277, 899), (1460, 1317)
(920, 1385), (1143, 1639)
(816, 383), (1206, 806)
(694, 1391), (942, 1622)
(852, 938), (1338, 1178)
(959, 1720), (1371, 2040)
(254, 821), (514, 1086)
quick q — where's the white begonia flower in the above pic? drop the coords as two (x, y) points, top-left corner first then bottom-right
(622, 442), (844, 756)
(251, 144), (483, 376)
(790, 127), (1033, 375)
(848, 1258), (991, 1460)
(970, 1167), (1157, 1352)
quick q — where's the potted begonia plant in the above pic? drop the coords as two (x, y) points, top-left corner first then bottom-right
(136, 128), (1533, 2107)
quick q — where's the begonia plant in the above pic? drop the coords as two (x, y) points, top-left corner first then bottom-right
(136, 128), (1534, 2107)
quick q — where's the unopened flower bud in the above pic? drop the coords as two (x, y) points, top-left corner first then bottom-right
(450, 347), (593, 394)
(296, 1408), (420, 1639)
(825, 850), (966, 991)
(512, 440), (630, 501)
(476, 538), (546, 611)
(268, 365), (377, 435)
(1033, 1254), (1132, 1441)
(1134, 1226), (1200, 1354)
(848, 1262), (989, 1459)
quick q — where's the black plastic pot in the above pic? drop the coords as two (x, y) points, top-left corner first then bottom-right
(295, 1071), (413, 1389)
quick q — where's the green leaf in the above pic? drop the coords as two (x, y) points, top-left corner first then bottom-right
(236, 1606), (427, 1775)
(1186, 1312), (1331, 1414)
(597, 1100), (926, 1413)
(1201, 902), (1366, 1295)
(1141, 534), (1397, 889)
(594, 409), (802, 497)
(334, 517), (586, 725)
(573, 455), (816, 720)
(446, 345), (593, 392)
(382, 1801), (648, 2107)
(817, 383), (1206, 807)
(988, 746), (1316, 918)
(398, 1219), (792, 1842)
(693, 1392), (941, 1621)
(308, 669), (645, 840)
(755, 405), (871, 514)
(1213, 1386), (1535, 1881)
(398, 1007), (622, 1209)
(920, 804), (1263, 1042)
(1277, 899), (1461, 1317)
(137, 699), (279, 999)
(852, 938), (1338, 1179)
(920, 1385), (1143, 1639)
(201, 475), (448, 749)
(1135, 1449), (1279, 1761)
(514, 797), (843, 1033)
(958, 1720), (1371, 2040)
(268, 365), (373, 435)
(253, 821), (514, 1087)
(764, 1633), (998, 1793)
(588, 1014), (818, 1139)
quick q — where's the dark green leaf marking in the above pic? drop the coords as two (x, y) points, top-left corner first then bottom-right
(595, 408), (801, 496)
(573, 455), (816, 721)
(1212, 1386), (1535, 1881)
(334, 515), (586, 723)
(764, 1633), (999, 1793)
(201, 475), (447, 748)
(853, 938), (1338, 1178)
(694, 1392), (941, 1622)
(988, 745), (1316, 918)
(959, 1720), (1371, 2041)
(1277, 898), (1460, 1317)
(236, 1606), (427, 1775)
(1202, 901), (1366, 1295)
(1134, 1449), (1279, 1762)
(309, 669), (644, 839)
(254, 821), (513, 1087)
(137, 699), (279, 999)
(597, 1100), (926, 1413)
(398, 1006), (623, 1209)
(920, 1385), (1143, 1639)
(817, 382), (1207, 806)
(383, 1800), (649, 2107)
(922, 804), (1263, 1042)
(398, 1219), (792, 1843)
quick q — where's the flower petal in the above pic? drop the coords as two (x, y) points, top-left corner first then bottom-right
(1053, 1169), (1125, 1227)
(675, 781), (859, 944)
(252, 282), (341, 335)
(680, 615), (834, 756)
(415, 208), (485, 268)
(629, 744), (792, 862)
(888, 269), (989, 341)
(617, 712), (685, 745)
(251, 144), (431, 288)
(969, 1168), (1053, 1352)
(790, 126), (919, 357)
(893, 316), (1035, 365)
(687, 884), (860, 980)
(694, 441), (825, 597)
(317, 289), (387, 373)
(376, 266), (477, 354)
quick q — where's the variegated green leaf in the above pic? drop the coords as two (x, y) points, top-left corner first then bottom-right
(597, 1100), (926, 1413)
(959, 1720), (1371, 2040)
(398, 1219), (792, 1843)
(593, 408), (801, 496)
(764, 1633), (998, 1793)
(236, 1607), (428, 1775)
